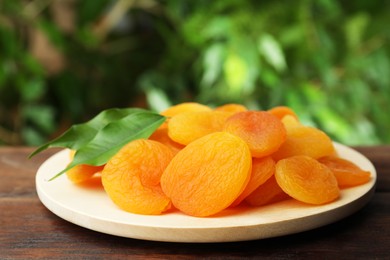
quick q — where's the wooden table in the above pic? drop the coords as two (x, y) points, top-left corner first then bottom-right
(1, 146), (389, 259)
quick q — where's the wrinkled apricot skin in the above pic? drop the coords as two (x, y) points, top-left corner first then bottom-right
(161, 132), (252, 217)
(66, 150), (104, 184)
(102, 139), (174, 215)
(149, 124), (184, 154)
(66, 164), (104, 184)
(272, 119), (335, 161)
(275, 155), (340, 205)
(215, 103), (247, 113)
(318, 156), (371, 187)
(224, 111), (287, 158)
(245, 175), (290, 207)
(231, 156), (275, 207)
(268, 106), (299, 120)
(168, 111), (232, 145)
(161, 102), (212, 117)
(281, 115), (301, 128)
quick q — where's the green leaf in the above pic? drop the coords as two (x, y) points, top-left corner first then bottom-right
(202, 17), (231, 40)
(345, 13), (370, 50)
(18, 78), (46, 102)
(22, 104), (55, 134)
(223, 52), (248, 94)
(22, 126), (46, 147)
(144, 87), (171, 113)
(201, 43), (225, 87)
(258, 33), (287, 72)
(49, 111), (166, 181)
(29, 108), (154, 158)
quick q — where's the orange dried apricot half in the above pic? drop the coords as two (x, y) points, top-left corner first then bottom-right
(318, 156), (371, 187)
(223, 111), (287, 158)
(66, 164), (104, 184)
(101, 139), (174, 215)
(275, 155), (340, 205)
(149, 124), (184, 154)
(281, 115), (301, 129)
(268, 106), (299, 120)
(273, 119), (335, 161)
(231, 156), (275, 207)
(168, 111), (232, 145)
(245, 175), (290, 207)
(215, 103), (247, 113)
(160, 132), (252, 217)
(161, 102), (211, 117)
(66, 150), (104, 184)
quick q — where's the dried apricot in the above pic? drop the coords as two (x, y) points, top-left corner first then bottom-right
(275, 155), (340, 205)
(66, 150), (104, 184)
(66, 164), (104, 184)
(215, 103), (247, 113)
(160, 132), (252, 217)
(149, 124), (184, 154)
(245, 175), (290, 207)
(281, 115), (301, 128)
(318, 156), (371, 187)
(268, 106), (299, 120)
(161, 102), (211, 117)
(272, 118), (335, 161)
(223, 111), (287, 158)
(231, 156), (275, 207)
(168, 111), (232, 145)
(101, 139), (174, 215)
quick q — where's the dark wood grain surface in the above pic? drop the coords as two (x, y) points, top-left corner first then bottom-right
(1, 146), (389, 259)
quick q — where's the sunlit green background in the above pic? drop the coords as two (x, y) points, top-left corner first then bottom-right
(0, 0), (389, 146)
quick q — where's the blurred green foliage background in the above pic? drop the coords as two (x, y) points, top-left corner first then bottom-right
(0, 0), (389, 146)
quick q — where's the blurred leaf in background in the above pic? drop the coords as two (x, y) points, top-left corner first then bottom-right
(0, 0), (389, 146)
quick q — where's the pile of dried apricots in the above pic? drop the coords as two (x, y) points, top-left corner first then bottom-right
(66, 103), (371, 217)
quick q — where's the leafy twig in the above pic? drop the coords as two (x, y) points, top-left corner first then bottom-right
(30, 108), (166, 181)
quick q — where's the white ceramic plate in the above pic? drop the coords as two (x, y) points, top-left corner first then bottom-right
(36, 143), (376, 243)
